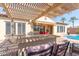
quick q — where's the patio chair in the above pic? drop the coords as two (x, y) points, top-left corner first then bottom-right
(69, 43), (79, 56)
(27, 45), (53, 56)
(53, 42), (70, 56)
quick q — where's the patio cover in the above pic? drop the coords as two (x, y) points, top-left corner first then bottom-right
(0, 3), (79, 21)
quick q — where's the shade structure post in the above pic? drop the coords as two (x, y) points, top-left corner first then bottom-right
(11, 19), (15, 36)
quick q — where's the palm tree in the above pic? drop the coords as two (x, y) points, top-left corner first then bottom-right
(61, 17), (66, 23)
(69, 16), (78, 28)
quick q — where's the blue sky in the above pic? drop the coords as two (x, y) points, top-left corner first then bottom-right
(0, 7), (79, 27)
(0, 7), (6, 14)
(53, 9), (79, 27)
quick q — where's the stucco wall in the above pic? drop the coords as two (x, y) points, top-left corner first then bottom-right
(0, 18), (11, 43)
(0, 17), (68, 43)
(0, 18), (33, 43)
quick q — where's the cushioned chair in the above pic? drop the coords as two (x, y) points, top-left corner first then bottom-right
(26, 43), (53, 56)
(53, 42), (70, 56)
(27, 45), (53, 56)
(69, 43), (79, 56)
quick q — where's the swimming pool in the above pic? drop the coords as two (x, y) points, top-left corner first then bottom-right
(66, 35), (79, 40)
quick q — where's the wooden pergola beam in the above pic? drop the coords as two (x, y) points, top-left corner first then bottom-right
(15, 3), (47, 12)
(1, 3), (79, 22)
(33, 4), (63, 21)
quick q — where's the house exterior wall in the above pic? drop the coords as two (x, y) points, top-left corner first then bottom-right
(0, 17), (12, 43)
(0, 19), (6, 43)
(0, 17), (33, 43)
(0, 17), (68, 43)
(53, 24), (68, 36)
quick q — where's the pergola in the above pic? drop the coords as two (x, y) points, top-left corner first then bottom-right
(0, 3), (79, 56)
(0, 3), (79, 21)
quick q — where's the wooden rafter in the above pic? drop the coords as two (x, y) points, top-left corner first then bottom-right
(33, 4), (62, 21)
(1, 3), (79, 22)
(15, 3), (48, 11)
(4, 3), (49, 20)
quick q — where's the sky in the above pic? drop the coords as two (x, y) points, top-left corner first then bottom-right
(0, 6), (79, 27)
(0, 7), (6, 14)
(53, 9), (79, 27)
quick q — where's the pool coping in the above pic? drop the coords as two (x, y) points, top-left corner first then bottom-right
(64, 36), (79, 43)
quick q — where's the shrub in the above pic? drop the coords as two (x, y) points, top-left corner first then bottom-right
(77, 27), (79, 34)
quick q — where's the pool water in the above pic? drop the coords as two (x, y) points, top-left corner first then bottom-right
(66, 35), (79, 40)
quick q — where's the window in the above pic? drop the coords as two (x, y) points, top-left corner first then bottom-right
(64, 26), (65, 32)
(22, 23), (26, 34)
(60, 26), (63, 32)
(5, 22), (25, 35)
(57, 26), (65, 32)
(5, 22), (16, 35)
(18, 23), (21, 34)
(33, 25), (40, 31)
(14, 22), (16, 34)
(17, 23), (26, 35)
(5, 22), (11, 35)
(32, 25), (45, 32)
